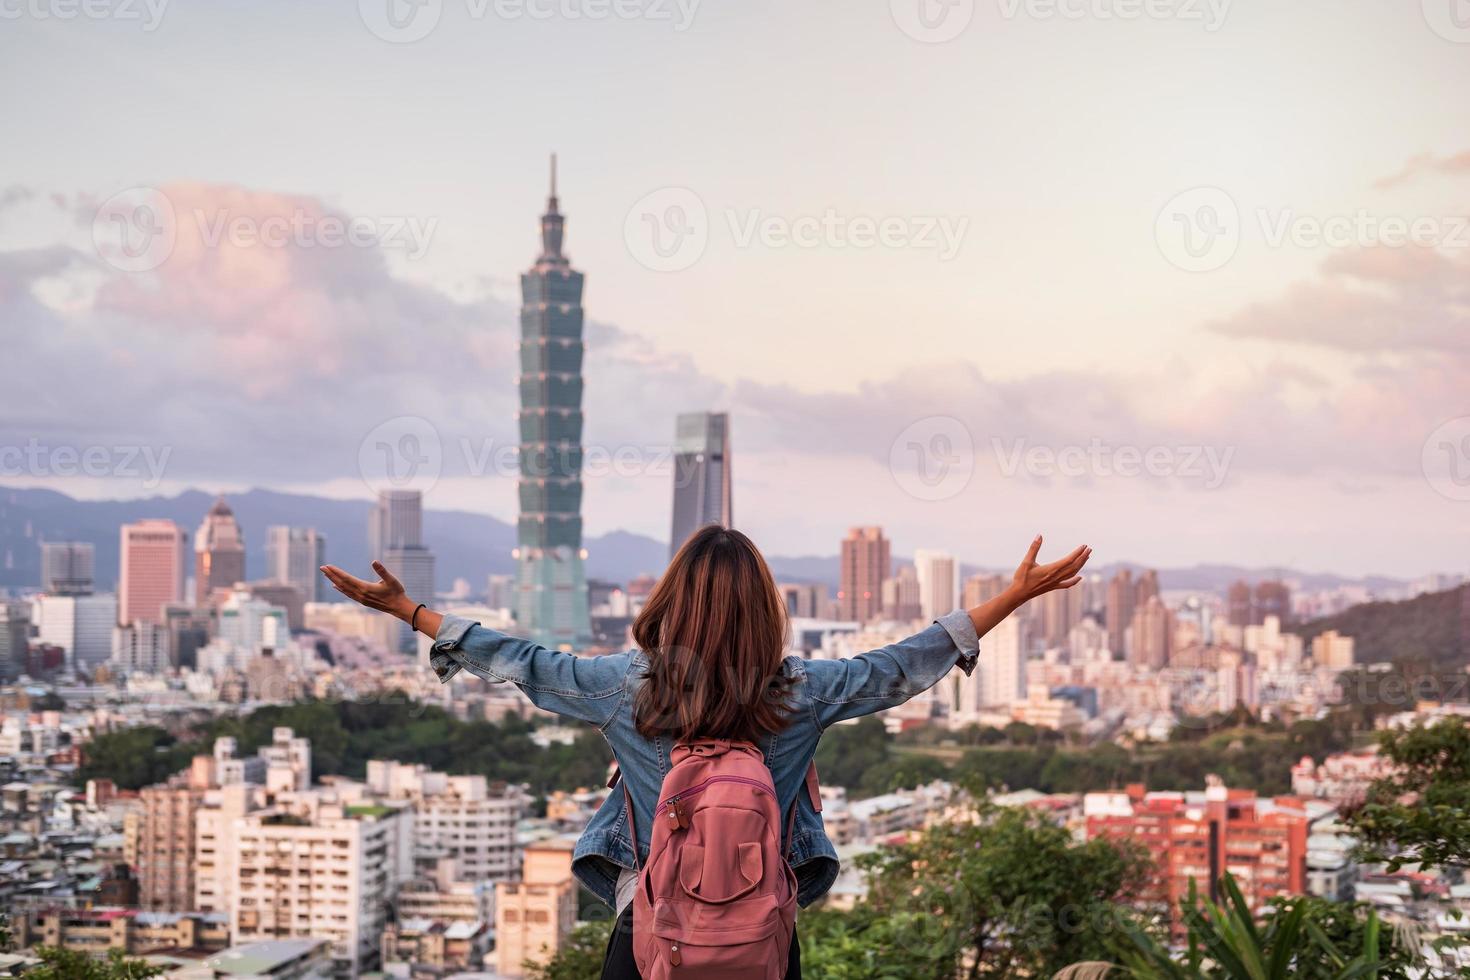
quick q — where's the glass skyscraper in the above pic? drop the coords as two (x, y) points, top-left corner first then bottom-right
(669, 411), (732, 559)
(514, 158), (592, 649)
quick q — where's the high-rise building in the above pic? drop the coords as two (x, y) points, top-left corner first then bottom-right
(669, 411), (732, 558)
(962, 573), (1008, 610)
(264, 526), (326, 603)
(194, 497), (246, 607)
(1105, 569), (1136, 656)
(881, 565), (922, 621)
(778, 583), (828, 620)
(369, 490), (424, 555)
(0, 602), (28, 683)
(246, 581), (305, 632)
(1039, 583), (1084, 650)
(112, 620), (170, 675)
(33, 592), (116, 672)
(952, 613), (1027, 722)
(513, 157), (592, 649)
(1128, 595), (1174, 670)
(837, 527), (890, 623)
(119, 519), (187, 625)
(487, 573), (516, 611)
(1226, 580), (1253, 627)
(137, 767), (210, 911)
(1136, 568), (1160, 604)
(1254, 580), (1292, 626)
(371, 491), (436, 653)
(40, 541), (95, 595)
(913, 549), (958, 622)
(1225, 579), (1293, 628)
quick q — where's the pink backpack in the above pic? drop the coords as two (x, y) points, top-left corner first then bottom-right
(618, 739), (820, 979)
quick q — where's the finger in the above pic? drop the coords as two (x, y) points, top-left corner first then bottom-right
(1055, 575), (1082, 590)
(1055, 546), (1091, 577)
(371, 560), (404, 591)
(1040, 545), (1087, 577)
(1023, 535), (1043, 567)
(321, 567), (354, 593)
(326, 566), (375, 595)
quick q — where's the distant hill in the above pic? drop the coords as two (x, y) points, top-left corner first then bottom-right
(1295, 583), (1470, 668)
(0, 485), (670, 593)
(0, 483), (1415, 600)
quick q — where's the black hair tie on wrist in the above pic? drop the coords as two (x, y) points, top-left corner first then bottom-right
(411, 602), (427, 632)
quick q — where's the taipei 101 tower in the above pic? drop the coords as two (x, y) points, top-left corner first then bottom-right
(513, 156), (592, 648)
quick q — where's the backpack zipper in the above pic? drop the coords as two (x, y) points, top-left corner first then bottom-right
(655, 775), (772, 818)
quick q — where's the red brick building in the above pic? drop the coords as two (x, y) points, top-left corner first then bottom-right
(1084, 776), (1309, 931)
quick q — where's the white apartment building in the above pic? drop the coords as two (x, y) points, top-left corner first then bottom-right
(952, 613), (1028, 727)
(230, 792), (412, 977)
(193, 730), (313, 915)
(364, 760), (527, 881)
(218, 587), (290, 656)
(111, 620), (170, 674)
(913, 549), (959, 623)
(33, 593), (117, 671)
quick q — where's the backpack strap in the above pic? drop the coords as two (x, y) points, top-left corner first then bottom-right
(784, 761), (822, 860)
(612, 759), (821, 865)
(607, 764), (642, 871)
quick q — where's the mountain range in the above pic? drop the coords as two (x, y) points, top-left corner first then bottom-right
(0, 484), (1411, 598)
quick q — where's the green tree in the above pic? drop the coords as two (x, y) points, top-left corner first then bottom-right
(855, 803), (1152, 978)
(815, 715), (891, 791)
(23, 948), (162, 979)
(523, 918), (613, 980)
(1346, 718), (1470, 872)
(76, 726), (190, 790)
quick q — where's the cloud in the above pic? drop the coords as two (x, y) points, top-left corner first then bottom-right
(1208, 245), (1470, 354)
(1373, 150), (1470, 190)
(1, 180), (1464, 514)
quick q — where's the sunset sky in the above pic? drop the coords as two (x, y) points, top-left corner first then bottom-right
(2, 0), (1468, 577)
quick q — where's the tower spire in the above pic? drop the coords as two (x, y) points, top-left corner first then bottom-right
(539, 153), (565, 260)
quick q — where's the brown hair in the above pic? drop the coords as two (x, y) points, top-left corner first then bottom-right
(632, 525), (795, 743)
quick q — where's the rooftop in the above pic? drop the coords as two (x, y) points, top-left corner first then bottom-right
(205, 939), (326, 975)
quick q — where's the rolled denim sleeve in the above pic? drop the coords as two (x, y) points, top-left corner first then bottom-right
(429, 615), (630, 727)
(805, 610), (980, 729)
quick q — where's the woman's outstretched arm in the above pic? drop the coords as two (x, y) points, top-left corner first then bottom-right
(805, 535), (1091, 729)
(320, 561), (629, 726)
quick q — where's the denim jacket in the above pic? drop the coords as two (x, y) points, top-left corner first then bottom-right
(429, 609), (980, 908)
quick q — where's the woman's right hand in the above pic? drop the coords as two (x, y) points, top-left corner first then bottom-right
(320, 560), (416, 621)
